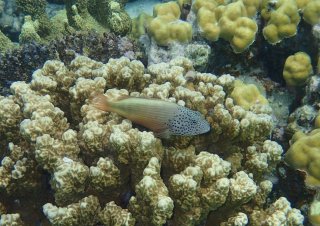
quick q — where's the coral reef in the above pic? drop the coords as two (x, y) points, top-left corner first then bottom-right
(283, 51), (313, 86)
(192, 0), (259, 52)
(130, 0), (320, 77)
(230, 80), (269, 110)
(0, 55), (292, 225)
(285, 48), (319, 136)
(250, 197), (304, 225)
(212, 1), (258, 53)
(0, 0), (133, 47)
(0, 31), (145, 96)
(147, 1), (192, 46)
(0, 29), (13, 53)
(43, 195), (101, 225)
(129, 157), (173, 226)
(0, 0), (319, 224)
(262, 0), (300, 45)
(284, 129), (320, 187)
(16, 0), (52, 38)
(87, 0), (132, 35)
(302, 0), (320, 25)
(131, 12), (153, 38)
(309, 192), (320, 226)
(0, 213), (24, 226)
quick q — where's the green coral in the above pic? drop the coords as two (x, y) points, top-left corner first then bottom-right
(0, 30), (14, 53)
(16, 0), (47, 17)
(107, 1), (132, 35)
(17, 2), (67, 44)
(315, 114), (320, 128)
(65, 0), (105, 32)
(15, 0), (132, 45)
(87, 0), (132, 35)
(87, 0), (110, 26)
(19, 16), (42, 44)
(16, 0), (52, 37)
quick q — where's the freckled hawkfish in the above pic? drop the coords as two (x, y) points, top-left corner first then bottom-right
(90, 93), (210, 138)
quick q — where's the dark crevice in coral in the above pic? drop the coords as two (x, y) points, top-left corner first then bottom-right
(0, 169), (54, 225)
(257, 20), (318, 86)
(273, 163), (315, 209)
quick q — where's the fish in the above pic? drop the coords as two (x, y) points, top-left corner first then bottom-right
(89, 93), (211, 138)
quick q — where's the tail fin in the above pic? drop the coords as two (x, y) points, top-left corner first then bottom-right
(89, 92), (112, 112)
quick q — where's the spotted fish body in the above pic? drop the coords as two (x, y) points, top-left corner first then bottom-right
(167, 106), (210, 136)
(90, 94), (210, 138)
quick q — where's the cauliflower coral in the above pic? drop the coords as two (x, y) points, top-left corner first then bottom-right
(0, 55), (303, 225)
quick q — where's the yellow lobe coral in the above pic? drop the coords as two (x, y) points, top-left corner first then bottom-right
(262, 0), (300, 44)
(230, 17), (258, 53)
(241, 0), (261, 17)
(153, 1), (181, 18)
(230, 80), (269, 110)
(303, 0), (320, 25)
(148, 17), (192, 46)
(218, 2), (246, 41)
(218, 1), (258, 53)
(148, 1), (192, 46)
(192, 0), (218, 13)
(296, 0), (311, 9)
(131, 12), (153, 38)
(260, 0), (272, 20)
(309, 196), (320, 226)
(197, 7), (220, 41)
(315, 114), (320, 128)
(193, 0), (258, 53)
(284, 129), (320, 187)
(283, 52), (313, 86)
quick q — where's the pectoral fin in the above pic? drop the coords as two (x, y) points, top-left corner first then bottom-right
(154, 129), (171, 139)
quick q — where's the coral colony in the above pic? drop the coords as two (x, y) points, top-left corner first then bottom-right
(0, 0), (319, 225)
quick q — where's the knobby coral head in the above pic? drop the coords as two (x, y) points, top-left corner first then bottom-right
(0, 55), (303, 225)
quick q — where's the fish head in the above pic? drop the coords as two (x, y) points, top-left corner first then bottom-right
(168, 106), (211, 136)
(194, 116), (211, 134)
(188, 112), (211, 135)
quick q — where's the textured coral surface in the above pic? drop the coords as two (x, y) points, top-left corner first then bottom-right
(0, 0), (319, 225)
(0, 55), (305, 225)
